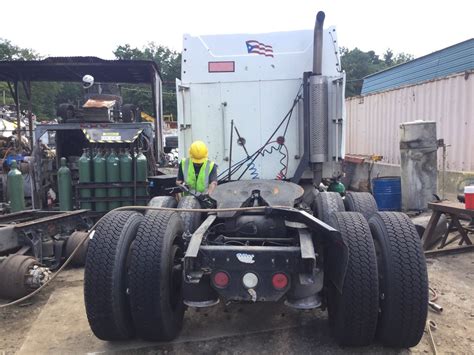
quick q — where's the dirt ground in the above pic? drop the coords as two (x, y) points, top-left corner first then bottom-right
(1, 252), (473, 354)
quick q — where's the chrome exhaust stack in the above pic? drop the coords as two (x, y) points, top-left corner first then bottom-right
(309, 11), (328, 168)
(313, 11), (325, 75)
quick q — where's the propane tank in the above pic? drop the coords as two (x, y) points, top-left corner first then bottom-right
(93, 150), (107, 212)
(57, 157), (73, 211)
(78, 148), (92, 210)
(7, 160), (25, 212)
(107, 149), (121, 210)
(119, 149), (132, 206)
(136, 150), (148, 205)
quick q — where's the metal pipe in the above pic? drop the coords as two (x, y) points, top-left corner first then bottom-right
(228, 119), (234, 181)
(313, 11), (325, 75)
(132, 144), (137, 205)
(15, 82), (21, 150)
(221, 102), (227, 160)
(442, 143), (447, 200)
(27, 81), (33, 151)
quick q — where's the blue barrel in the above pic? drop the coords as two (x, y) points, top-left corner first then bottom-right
(372, 177), (401, 211)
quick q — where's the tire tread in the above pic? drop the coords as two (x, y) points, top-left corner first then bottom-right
(129, 211), (185, 341)
(84, 211), (143, 340)
(344, 192), (378, 220)
(315, 192), (345, 225)
(369, 212), (428, 347)
(328, 212), (379, 346)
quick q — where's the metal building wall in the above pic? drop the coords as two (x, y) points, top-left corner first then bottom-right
(346, 71), (474, 172)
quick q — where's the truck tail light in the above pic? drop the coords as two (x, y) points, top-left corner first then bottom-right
(272, 273), (288, 290)
(213, 271), (230, 288)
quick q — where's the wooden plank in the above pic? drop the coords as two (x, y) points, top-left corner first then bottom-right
(428, 201), (474, 217)
(422, 211), (442, 250)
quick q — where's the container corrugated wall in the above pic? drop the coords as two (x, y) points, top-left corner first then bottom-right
(346, 71), (474, 172)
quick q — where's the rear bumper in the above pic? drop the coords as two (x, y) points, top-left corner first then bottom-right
(185, 245), (305, 302)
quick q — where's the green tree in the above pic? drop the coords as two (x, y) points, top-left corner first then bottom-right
(341, 47), (413, 97)
(0, 38), (38, 60)
(0, 38), (64, 119)
(113, 43), (181, 117)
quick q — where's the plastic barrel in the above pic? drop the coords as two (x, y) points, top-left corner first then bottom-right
(372, 177), (401, 211)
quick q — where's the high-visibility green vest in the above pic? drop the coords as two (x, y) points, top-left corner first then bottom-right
(181, 158), (215, 193)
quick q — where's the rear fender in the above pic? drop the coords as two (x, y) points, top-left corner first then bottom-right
(265, 208), (348, 293)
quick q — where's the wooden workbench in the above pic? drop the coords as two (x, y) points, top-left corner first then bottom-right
(422, 201), (474, 250)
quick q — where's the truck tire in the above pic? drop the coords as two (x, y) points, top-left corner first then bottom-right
(368, 212), (428, 348)
(177, 196), (202, 234)
(314, 192), (344, 225)
(147, 196), (178, 216)
(65, 231), (89, 267)
(301, 184), (319, 209)
(122, 104), (137, 122)
(327, 212), (379, 346)
(344, 192), (378, 220)
(129, 211), (185, 341)
(0, 255), (39, 300)
(84, 211), (143, 340)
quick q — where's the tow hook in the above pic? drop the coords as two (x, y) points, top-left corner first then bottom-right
(248, 288), (257, 302)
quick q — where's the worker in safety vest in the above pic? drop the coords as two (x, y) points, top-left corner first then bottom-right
(176, 140), (218, 195)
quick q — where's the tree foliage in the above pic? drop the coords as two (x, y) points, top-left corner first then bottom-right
(341, 48), (413, 97)
(0, 38), (38, 60)
(113, 42), (181, 118)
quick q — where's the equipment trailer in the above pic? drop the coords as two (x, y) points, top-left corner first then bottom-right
(84, 11), (428, 348)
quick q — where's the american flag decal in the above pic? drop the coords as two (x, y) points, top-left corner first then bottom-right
(246, 40), (274, 57)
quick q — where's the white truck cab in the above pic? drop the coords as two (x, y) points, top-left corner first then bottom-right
(177, 13), (345, 183)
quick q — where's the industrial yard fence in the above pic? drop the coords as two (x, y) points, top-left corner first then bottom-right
(345, 71), (474, 172)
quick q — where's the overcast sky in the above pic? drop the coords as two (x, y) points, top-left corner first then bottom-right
(2, 0), (472, 60)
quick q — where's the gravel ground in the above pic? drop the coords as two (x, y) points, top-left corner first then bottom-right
(0, 250), (473, 354)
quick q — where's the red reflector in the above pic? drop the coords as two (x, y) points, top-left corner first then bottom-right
(208, 61), (235, 73)
(272, 273), (288, 290)
(213, 272), (230, 288)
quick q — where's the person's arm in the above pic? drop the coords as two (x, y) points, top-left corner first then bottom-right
(208, 164), (218, 194)
(176, 163), (184, 185)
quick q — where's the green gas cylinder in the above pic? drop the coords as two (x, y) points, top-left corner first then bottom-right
(58, 157), (73, 211)
(136, 150), (148, 205)
(119, 149), (132, 206)
(107, 149), (121, 210)
(7, 160), (25, 212)
(78, 149), (92, 210)
(93, 150), (107, 212)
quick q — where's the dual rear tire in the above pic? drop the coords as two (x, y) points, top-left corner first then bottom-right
(85, 201), (428, 348)
(328, 211), (428, 348)
(84, 210), (185, 341)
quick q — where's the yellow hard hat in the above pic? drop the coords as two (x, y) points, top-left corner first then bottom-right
(189, 140), (208, 163)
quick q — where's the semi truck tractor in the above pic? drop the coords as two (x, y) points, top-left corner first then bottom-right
(84, 11), (428, 348)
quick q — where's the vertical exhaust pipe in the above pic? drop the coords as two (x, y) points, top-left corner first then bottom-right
(313, 11), (325, 75)
(308, 10), (328, 173)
